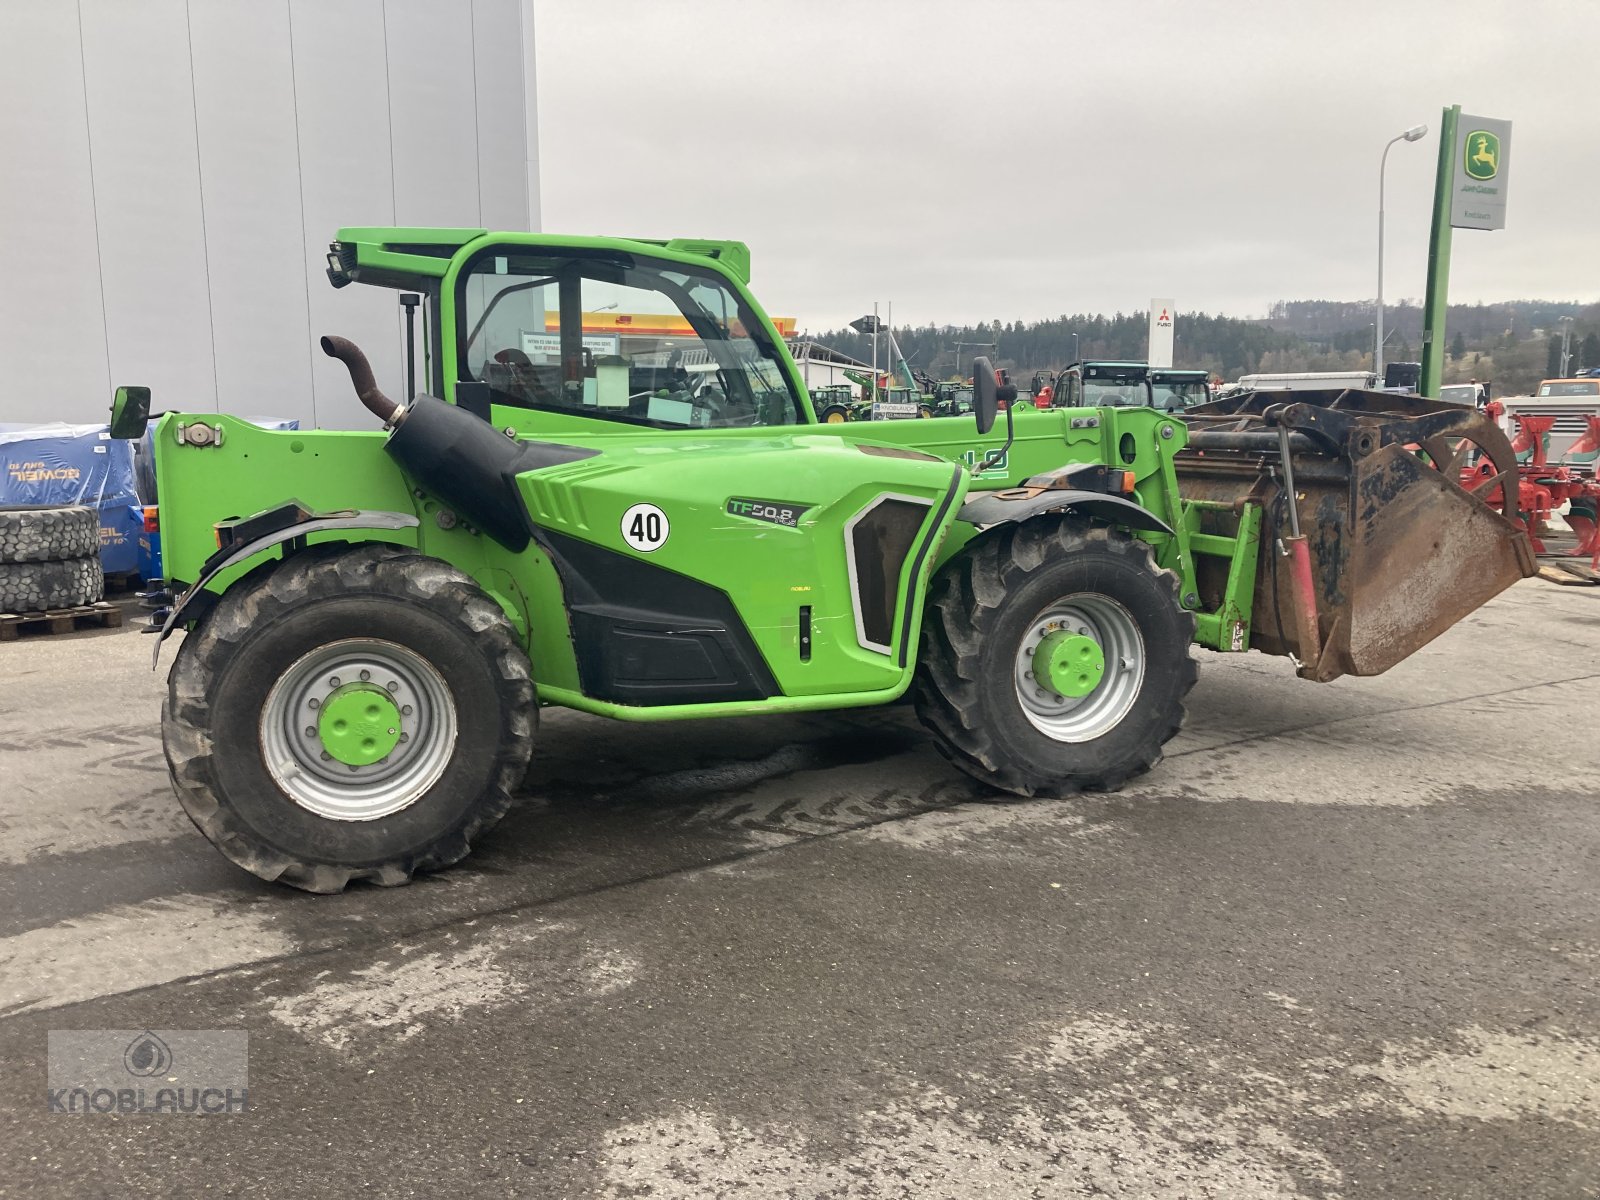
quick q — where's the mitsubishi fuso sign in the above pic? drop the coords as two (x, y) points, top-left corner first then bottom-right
(1148, 299), (1175, 369)
(1450, 115), (1511, 231)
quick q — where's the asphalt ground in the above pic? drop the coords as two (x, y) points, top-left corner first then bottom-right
(1, 580), (1597, 1198)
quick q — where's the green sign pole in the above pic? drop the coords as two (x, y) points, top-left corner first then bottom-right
(1419, 105), (1460, 398)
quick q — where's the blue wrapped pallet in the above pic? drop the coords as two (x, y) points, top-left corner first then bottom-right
(0, 423), (143, 576)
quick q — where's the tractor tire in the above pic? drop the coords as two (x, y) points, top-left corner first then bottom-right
(917, 404), (934, 419)
(163, 543), (536, 893)
(913, 519), (1197, 796)
(820, 404), (852, 424)
(0, 505), (100, 563)
(0, 554), (104, 612)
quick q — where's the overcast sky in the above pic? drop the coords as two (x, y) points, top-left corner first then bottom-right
(535, 0), (1597, 333)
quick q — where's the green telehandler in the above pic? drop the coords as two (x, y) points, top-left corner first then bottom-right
(113, 229), (1535, 892)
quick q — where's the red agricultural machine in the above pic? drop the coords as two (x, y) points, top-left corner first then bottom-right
(1466, 404), (1600, 570)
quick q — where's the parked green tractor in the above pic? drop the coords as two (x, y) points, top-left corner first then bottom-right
(1049, 360), (1154, 409)
(1048, 364), (1211, 413)
(809, 384), (859, 424)
(116, 229), (1535, 891)
(838, 370), (935, 420)
(929, 381), (975, 418)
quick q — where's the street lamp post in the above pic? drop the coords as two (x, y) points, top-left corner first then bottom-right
(1559, 315), (1575, 377)
(851, 310), (884, 398)
(1376, 123), (1429, 384)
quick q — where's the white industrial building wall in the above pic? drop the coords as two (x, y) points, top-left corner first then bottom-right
(0, 0), (538, 430)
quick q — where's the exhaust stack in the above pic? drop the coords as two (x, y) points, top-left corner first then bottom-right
(320, 335), (401, 425)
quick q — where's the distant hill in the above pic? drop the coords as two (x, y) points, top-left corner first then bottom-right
(1263, 299), (1592, 346)
(806, 299), (1600, 396)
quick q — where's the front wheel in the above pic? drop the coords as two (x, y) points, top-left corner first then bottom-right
(913, 520), (1196, 796)
(163, 544), (535, 892)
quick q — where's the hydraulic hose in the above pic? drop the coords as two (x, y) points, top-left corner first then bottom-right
(319, 335), (400, 425)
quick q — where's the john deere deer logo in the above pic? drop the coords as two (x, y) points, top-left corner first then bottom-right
(1465, 130), (1499, 181)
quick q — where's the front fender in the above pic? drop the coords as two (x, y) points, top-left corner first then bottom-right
(151, 509), (419, 666)
(957, 489), (1173, 535)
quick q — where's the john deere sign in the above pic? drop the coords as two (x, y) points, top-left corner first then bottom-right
(1463, 130), (1500, 180)
(1450, 115), (1511, 230)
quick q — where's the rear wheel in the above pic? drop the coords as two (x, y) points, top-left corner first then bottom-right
(914, 519), (1196, 796)
(163, 543), (535, 892)
(821, 404), (851, 424)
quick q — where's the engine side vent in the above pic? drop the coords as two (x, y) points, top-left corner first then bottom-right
(846, 497), (930, 653)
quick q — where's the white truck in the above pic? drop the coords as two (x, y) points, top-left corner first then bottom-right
(1229, 370), (1379, 393)
(1439, 382), (1490, 407)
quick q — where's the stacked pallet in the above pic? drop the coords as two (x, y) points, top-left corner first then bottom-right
(0, 601), (123, 640)
(0, 506), (110, 636)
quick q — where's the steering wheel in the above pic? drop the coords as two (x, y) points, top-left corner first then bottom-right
(488, 348), (560, 405)
(692, 387), (728, 416)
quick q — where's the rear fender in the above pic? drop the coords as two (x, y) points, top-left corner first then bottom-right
(957, 488), (1173, 535)
(150, 509), (419, 666)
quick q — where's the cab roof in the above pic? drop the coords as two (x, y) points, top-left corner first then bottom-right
(1073, 361), (1149, 379)
(328, 228), (753, 289)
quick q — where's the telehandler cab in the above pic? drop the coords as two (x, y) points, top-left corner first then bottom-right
(116, 229), (1535, 891)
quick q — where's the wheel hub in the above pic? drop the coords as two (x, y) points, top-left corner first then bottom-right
(317, 683), (402, 766)
(1031, 631), (1104, 699)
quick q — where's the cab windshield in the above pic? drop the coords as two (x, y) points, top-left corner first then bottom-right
(458, 250), (804, 428)
(1084, 378), (1149, 407)
(1150, 380), (1209, 411)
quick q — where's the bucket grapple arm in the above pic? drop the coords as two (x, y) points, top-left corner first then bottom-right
(1175, 389), (1536, 682)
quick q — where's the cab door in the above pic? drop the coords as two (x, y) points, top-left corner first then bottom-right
(447, 239), (965, 708)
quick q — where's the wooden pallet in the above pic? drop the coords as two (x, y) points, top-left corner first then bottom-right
(0, 601), (125, 640)
(1537, 564), (1600, 587)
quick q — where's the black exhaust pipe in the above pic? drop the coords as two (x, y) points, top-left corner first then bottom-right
(320, 336), (400, 424)
(385, 394), (536, 550)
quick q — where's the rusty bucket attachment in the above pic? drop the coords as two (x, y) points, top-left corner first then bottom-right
(1176, 389), (1537, 682)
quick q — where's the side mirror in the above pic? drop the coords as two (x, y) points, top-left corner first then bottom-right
(109, 385), (151, 440)
(972, 357), (999, 435)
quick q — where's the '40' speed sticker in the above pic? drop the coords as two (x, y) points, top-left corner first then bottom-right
(620, 503), (669, 552)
